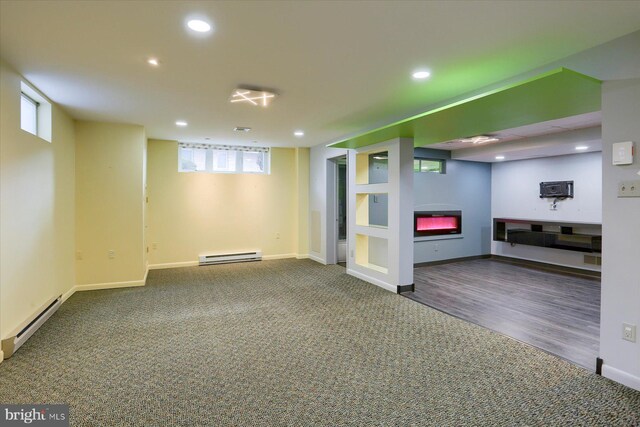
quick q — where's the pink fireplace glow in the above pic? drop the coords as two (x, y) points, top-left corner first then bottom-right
(414, 211), (462, 237)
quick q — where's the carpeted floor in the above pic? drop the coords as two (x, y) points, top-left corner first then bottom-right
(0, 259), (638, 426)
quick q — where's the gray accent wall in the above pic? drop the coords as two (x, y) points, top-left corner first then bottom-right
(414, 148), (492, 263)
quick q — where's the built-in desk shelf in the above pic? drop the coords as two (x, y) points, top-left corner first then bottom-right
(493, 218), (602, 253)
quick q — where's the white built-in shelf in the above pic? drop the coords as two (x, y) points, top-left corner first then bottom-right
(354, 224), (389, 239)
(355, 183), (389, 194)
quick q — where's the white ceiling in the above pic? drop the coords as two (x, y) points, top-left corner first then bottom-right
(450, 123), (602, 163)
(427, 112), (603, 162)
(1, 1), (639, 148)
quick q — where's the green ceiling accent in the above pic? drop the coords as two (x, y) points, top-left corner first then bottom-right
(328, 68), (601, 149)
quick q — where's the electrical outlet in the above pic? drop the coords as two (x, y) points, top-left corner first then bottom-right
(108, 250), (115, 259)
(622, 323), (636, 342)
(549, 203), (558, 211)
(76, 251), (83, 261)
(618, 180), (640, 198)
(152, 242), (158, 250)
(276, 232), (280, 240)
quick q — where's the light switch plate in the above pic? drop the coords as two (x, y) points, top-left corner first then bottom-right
(612, 141), (634, 165)
(618, 180), (640, 197)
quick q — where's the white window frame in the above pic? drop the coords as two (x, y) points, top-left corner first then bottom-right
(20, 81), (52, 142)
(178, 143), (270, 175)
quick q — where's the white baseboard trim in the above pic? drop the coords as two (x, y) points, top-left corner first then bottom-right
(602, 364), (640, 391)
(308, 254), (327, 265)
(347, 268), (397, 293)
(63, 267), (149, 302)
(0, 350), (4, 363)
(263, 253), (297, 260)
(75, 280), (146, 292)
(149, 261), (199, 270)
(61, 285), (77, 303)
(296, 254), (309, 259)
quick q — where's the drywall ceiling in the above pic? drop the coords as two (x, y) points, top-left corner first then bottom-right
(1, 1), (639, 148)
(328, 68), (602, 149)
(450, 124), (602, 163)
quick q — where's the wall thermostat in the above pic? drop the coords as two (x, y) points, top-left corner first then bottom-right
(612, 141), (634, 165)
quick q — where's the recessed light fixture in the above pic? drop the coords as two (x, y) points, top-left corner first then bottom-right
(575, 145), (589, 151)
(234, 127), (251, 132)
(495, 155), (505, 160)
(187, 19), (212, 33)
(147, 58), (160, 67)
(459, 135), (500, 144)
(412, 70), (431, 80)
(230, 88), (276, 107)
(294, 130), (304, 137)
(175, 120), (188, 127)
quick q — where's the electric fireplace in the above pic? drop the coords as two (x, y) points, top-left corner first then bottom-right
(414, 211), (462, 237)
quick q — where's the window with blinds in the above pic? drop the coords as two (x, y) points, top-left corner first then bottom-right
(178, 143), (270, 174)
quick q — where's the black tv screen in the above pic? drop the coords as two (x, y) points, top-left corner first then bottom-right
(539, 181), (574, 198)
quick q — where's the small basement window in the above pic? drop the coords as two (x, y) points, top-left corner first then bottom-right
(20, 81), (52, 142)
(178, 143), (270, 174)
(414, 158), (445, 174)
(20, 93), (38, 135)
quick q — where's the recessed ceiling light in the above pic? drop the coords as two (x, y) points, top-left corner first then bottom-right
(412, 70), (431, 80)
(147, 58), (160, 67)
(230, 88), (276, 107)
(575, 145), (589, 151)
(234, 127), (251, 132)
(187, 19), (212, 33)
(175, 120), (188, 127)
(294, 130), (304, 137)
(495, 155), (505, 160)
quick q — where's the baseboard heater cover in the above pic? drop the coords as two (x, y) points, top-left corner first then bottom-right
(199, 251), (262, 266)
(2, 295), (62, 359)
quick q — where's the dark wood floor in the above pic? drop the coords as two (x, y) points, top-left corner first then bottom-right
(406, 259), (600, 370)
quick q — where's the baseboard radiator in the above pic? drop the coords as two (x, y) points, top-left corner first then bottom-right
(199, 250), (262, 266)
(2, 295), (62, 359)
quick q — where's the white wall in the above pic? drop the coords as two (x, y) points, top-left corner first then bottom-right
(75, 121), (147, 286)
(309, 144), (348, 264)
(491, 152), (602, 270)
(147, 140), (308, 266)
(600, 78), (640, 390)
(0, 61), (76, 342)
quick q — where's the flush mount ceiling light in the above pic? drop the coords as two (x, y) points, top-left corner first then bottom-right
(187, 19), (212, 33)
(229, 88), (276, 107)
(412, 70), (431, 80)
(234, 126), (251, 132)
(294, 130), (304, 137)
(495, 155), (505, 160)
(175, 120), (188, 127)
(459, 135), (500, 144)
(575, 145), (589, 151)
(147, 58), (160, 67)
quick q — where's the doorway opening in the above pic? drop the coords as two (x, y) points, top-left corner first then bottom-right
(336, 156), (347, 266)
